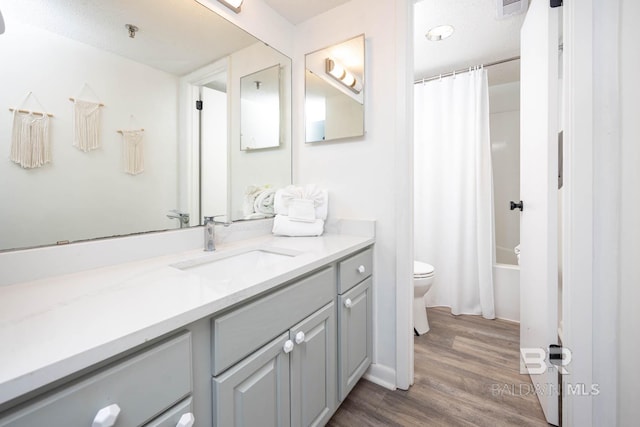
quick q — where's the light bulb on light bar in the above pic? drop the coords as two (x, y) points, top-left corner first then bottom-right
(220, 0), (243, 12)
(325, 58), (362, 94)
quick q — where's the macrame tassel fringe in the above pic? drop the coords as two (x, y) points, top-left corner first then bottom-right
(10, 111), (51, 169)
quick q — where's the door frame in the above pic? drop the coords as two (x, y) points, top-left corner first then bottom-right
(395, 0), (415, 391)
(562, 0), (621, 425)
(178, 58), (229, 225)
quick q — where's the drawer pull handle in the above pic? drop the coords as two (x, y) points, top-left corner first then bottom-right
(357, 265), (366, 274)
(176, 413), (195, 427)
(283, 339), (294, 353)
(344, 298), (353, 309)
(92, 403), (121, 427)
(295, 331), (306, 344)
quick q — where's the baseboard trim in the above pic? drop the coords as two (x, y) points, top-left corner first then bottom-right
(363, 363), (396, 391)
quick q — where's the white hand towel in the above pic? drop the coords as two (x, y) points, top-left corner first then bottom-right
(288, 198), (316, 222)
(274, 185), (328, 220)
(272, 214), (324, 237)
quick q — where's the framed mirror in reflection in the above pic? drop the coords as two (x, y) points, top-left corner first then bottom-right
(304, 34), (365, 143)
(0, 0), (292, 252)
(240, 65), (282, 151)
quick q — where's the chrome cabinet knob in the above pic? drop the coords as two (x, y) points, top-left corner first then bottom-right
(344, 298), (353, 309)
(357, 265), (366, 274)
(295, 331), (305, 344)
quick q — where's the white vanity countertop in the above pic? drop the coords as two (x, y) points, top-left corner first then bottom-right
(0, 232), (374, 406)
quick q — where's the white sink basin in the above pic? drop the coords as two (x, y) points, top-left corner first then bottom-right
(173, 249), (296, 280)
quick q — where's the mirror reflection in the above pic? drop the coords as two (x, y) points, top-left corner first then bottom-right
(305, 34), (365, 143)
(240, 65), (282, 151)
(0, 0), (292, 251)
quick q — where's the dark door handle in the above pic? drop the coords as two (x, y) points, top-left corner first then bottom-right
(510, 200), (524, 211)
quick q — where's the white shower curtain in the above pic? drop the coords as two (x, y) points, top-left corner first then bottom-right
(414, 68), (496, 319)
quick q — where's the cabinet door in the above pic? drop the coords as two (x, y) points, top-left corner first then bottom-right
(290, 302), (336, 427)
(338, 277), (372, 401)
(213, 333), (290, 427)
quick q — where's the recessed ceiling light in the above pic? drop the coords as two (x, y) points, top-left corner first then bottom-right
(425, 25), (455, 41)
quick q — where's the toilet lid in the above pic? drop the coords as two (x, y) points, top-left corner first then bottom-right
(414, 261), (434, 277)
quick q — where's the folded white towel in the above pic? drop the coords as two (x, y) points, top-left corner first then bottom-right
(243, 185), (263, 217)
(254, 188), (276, 215)
(274, 185), (328, 220)
(272, 214), (324, 236)
(288, 198), (316, 222)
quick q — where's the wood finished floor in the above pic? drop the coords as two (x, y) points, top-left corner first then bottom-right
(327, 307), (549, 427)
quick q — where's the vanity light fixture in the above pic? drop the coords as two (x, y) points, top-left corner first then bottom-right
(325, 58), (362, 94)
(425, 24), (454, 41)
(218, 0), (243, 13)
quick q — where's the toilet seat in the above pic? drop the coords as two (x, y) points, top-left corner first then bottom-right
(414, 261), (434, 278)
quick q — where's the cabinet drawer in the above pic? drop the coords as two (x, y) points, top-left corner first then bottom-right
(212, 267), (334, 376)
(144, 397), (193, 427)
(0, 333), (192, 427)
(338, 248), (372, 294)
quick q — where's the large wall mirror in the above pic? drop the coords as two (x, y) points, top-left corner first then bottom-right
(305, 34), (365, 143)
(0, 0), (292, 252)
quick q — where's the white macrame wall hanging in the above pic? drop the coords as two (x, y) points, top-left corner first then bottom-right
(70, 84), (104, 152)
(8, 92), (53, 169)
(118, 129), (145, 175)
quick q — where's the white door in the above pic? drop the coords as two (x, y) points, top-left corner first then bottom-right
(519, 0), (560, 425)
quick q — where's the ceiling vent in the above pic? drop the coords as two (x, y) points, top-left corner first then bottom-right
(496, 0), (528, 19)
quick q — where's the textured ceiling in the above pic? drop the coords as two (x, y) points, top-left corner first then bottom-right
(262, 0), (351, 24)
(414, 0), (526, 84)
(0, 0), (260, 76)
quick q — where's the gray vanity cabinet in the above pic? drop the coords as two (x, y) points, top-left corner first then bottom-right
(337, 249), (373, 401)
(0, 245), (374, 427)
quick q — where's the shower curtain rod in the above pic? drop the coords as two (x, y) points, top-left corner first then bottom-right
(414, 55), (520, 84)
(414, 43), (564, 85)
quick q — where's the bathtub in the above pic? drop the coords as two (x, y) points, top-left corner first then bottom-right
(493, 263), (520, 322)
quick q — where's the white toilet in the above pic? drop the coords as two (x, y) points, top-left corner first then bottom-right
(414, 261), (435, 335)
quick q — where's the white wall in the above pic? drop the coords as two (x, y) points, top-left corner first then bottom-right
(293, 0), (412, 386)
(618, 0), (640, 423)
(0, 22), (178, 249)
(489, 81), (520, 265)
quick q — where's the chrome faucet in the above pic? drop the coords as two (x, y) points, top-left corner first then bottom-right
(203, 215), (230, 252)
(167, 210), (190, 228)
